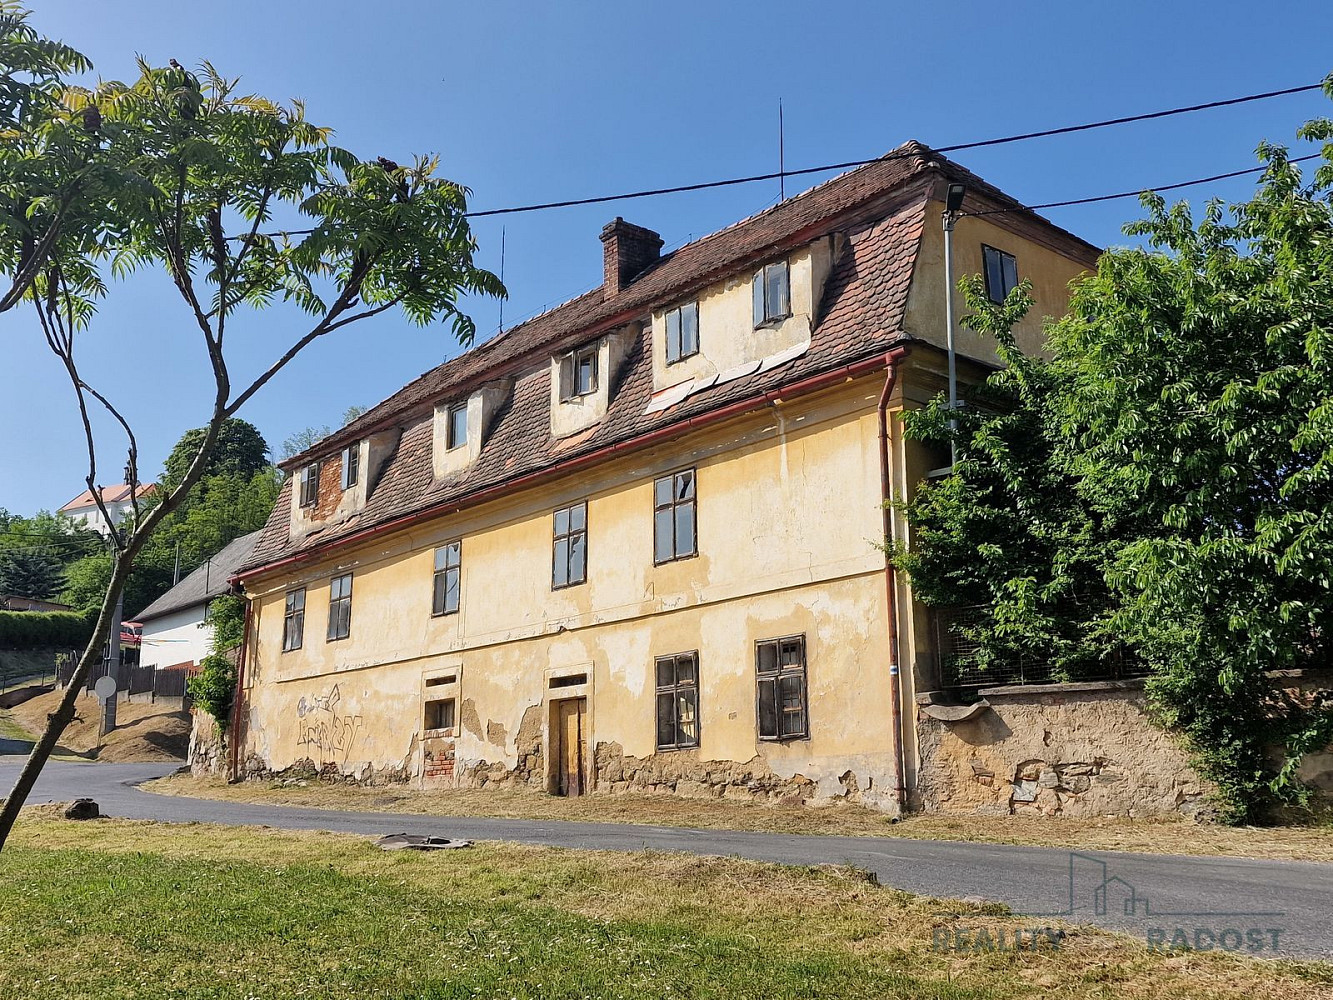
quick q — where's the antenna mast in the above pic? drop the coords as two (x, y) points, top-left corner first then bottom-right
(498, 225), (506, 333)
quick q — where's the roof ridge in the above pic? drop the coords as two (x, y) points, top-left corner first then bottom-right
(283, 141), (943, 469)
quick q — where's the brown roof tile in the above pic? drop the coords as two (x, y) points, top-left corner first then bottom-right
(243, 142), (1091, 575)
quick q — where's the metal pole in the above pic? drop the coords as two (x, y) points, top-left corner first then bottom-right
(942, 209), (959, 467)
(101, 586), (123, 738)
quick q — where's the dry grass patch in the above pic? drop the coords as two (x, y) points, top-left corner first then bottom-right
(5, 686), (188, 761)
(151, 772), (1333, 862)
(3, 817), (1328, 1000)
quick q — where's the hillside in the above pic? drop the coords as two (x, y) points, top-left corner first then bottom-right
(1, 687), (189, 762)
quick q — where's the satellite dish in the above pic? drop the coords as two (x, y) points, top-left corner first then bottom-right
(94, 675), (117, 700)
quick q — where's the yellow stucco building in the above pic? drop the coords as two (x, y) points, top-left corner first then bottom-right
(233, 142), (1097, 813)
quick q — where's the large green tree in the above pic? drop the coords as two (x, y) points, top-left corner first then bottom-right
(161, 417), (268, 492)
(0, 545), (63, 599)
(0, 35), (502, 848)
(895, 278), (1129, 684)
(898, 105), (1333, 822)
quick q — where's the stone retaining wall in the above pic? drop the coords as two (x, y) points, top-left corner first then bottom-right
(914, 682), (1209, 818)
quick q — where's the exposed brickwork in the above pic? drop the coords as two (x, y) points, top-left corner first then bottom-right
(601, 217), (663, 296)
(422, 740), (455, 780)
(311, 457), (345, 521)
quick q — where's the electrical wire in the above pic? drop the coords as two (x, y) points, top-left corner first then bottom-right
(228, 79), (1326, 239)
(463, 82), (1326, 218)
(966, 153), (1325, 217)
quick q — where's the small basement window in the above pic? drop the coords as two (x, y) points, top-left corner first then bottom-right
(424, 697), (456, 733)
(559, 343), (599, 401)
(665, 301), (699, 364)
(982, 245), (1019, 304)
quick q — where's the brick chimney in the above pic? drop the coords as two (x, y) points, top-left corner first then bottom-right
(600, 217), (663, 298)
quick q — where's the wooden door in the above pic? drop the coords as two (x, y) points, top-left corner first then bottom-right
(555, 697), (586, 796)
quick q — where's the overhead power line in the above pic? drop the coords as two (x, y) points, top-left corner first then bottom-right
(232, 79), (1326, 241)
(463, 81), (1326, 218)
(967, 153), (1324, 217)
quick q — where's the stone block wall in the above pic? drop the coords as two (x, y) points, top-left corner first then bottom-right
(593, 742), (820, 804)
(914, 682), (1210, 819)
(188, 711), (225, 777)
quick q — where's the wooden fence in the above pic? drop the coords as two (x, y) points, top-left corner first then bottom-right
(57, 658), (197, 705)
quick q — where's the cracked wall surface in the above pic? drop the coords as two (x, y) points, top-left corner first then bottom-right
(235, 380), (912, 811)
(915, 687), (1210, 818)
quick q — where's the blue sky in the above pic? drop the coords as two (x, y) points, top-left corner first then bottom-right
(5, 1), (1332, 515)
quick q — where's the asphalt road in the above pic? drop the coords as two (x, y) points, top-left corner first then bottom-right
(4, 757), (1331, 959)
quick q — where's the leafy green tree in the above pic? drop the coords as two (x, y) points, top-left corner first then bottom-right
(1048, 134), (1333, 823)
(0, 1), (113, 313)
(0, 51), (502, 849)
(898, 105), (1333, 822)
(161, 418), (268, 492)
(0, 545), (63, 599)
(894, 278), (1128, 683)
(188, 592), (246, 726)
(280, 405), (367, 460)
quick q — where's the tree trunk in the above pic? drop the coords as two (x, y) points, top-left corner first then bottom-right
(0, 562), (130, 849)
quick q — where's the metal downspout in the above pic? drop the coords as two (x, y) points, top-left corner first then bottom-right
(877, 346), (910, 811)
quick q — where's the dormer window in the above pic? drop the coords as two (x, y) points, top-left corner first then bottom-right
(752, 261), (790, 328)
(340, 445), (359, 490)
(665, 302), (699, 365)
(559, 344), (599, 401)
(445, 402), (468, 451)
(299, 462), (319, 507)
(982, 245), (1019, 304)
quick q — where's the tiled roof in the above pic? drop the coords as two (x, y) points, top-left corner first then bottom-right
(243, 142), (1094, 576)
(59, 483), (156, 512)
(136, 530), (262, 621)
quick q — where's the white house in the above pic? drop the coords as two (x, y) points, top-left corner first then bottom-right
(135, 530), (261, 669)
(59, 483), (156, 537)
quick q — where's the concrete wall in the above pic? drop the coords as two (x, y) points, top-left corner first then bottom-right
(141, 605), (212, 669)
(914, 683), (1210, 819)
(239, 376), (906, 808)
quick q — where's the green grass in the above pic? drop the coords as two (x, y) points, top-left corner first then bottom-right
(0, 710), (33, 742)
(1, 818), (1329, 1000)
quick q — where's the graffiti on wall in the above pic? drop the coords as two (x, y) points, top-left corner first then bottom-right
(296, 684), (363, 764)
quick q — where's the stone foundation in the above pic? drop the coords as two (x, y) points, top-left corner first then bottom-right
(592, 742), (820, 804)
(915, 682), (1210, 818)
(188, 711), (225, 777)
(240, 753), (412, 786)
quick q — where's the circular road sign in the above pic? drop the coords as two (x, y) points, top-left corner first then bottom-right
(94, 675), (117, 701)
